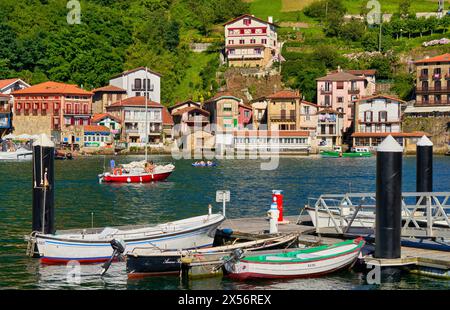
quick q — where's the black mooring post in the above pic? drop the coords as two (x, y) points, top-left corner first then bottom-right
(32, 134), (55, 234)
(416, 135), (433, 198)
(375, 135), (403, 259)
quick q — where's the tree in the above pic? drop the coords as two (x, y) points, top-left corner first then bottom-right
(398, 0), (412, 18)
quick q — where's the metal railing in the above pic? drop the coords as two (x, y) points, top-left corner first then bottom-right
(306, 192), (450, 238)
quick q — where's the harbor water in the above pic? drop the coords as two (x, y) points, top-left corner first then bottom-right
(0, 155), (449, 290)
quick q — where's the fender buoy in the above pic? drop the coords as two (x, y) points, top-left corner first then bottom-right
(127, 177), (131, 183)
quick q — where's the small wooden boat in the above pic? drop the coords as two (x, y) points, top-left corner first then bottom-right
(98, 160), (175, 183)
(321, 146), (372, 158)
(223, 237), (365, 280)
(126, 233), (299, 278)
(55, 150), (73, 160)
(26, 213), (225, 264)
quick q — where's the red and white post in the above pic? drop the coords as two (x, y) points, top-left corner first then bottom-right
(272, 190), (289, 224)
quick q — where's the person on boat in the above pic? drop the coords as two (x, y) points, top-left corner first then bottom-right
(199, 160), (205, 166)
(145, 161), (155, 173)
(206, 161), (213, 166)
(110, 159), (116, 172)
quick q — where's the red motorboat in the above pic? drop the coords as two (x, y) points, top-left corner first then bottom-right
(98, 160), (175, 183)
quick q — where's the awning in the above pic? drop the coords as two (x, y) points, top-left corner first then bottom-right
(404, 106), (450, 113)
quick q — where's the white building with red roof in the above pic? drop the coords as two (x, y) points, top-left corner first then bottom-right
(109, 67), (161, 103)
(224, 14), (280, 68)
(106, 96), (164, 145)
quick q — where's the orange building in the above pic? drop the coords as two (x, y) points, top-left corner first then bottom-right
(12, 81), (93, 145)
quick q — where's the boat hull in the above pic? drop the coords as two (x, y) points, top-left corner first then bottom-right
(0, 151), (32, 160)
(126, 234), (299, 278)
(320, 151), (372, 158)
(100, 171), (172, 183)
(34, 215), (225, 264)
(224, 238), (364, 280)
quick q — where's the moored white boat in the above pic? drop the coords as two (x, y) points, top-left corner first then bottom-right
(224, 237), (365, 280)
(27, 213), (225, 264)
(0, 147), (32, 160)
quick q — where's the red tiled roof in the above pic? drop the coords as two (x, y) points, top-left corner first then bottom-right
(12, 81), (93, 96)
(301, 100), (318, 107)
(172, 106), (210, 116)
(267, 90), (300, 99)
(352, 132), (431, 138)
(107, 96), (162, 108)
(169, 100), (201, 111)
(0, 78), (19, 90)
(357, 94), (406, 104)
(84, 125), (110, 133)
(316, 71), (366, 82)
(345, 70), (377, 76)
(204, 92), (241, 103)
(224, 14), (277, 27)
(162, 107), (174, 125)
(233, 130), (309, 137)
(414, 53), (450, 64)
(92, 85), (126, 93)
(110, 67), (162, 79)
(91, 113), (121, 123)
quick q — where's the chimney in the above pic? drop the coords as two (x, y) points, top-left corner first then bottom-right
(268, 16), (273, 24)
(337, 66), (342, 72)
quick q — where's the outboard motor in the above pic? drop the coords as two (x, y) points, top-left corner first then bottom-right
(100, 239), (126, 276)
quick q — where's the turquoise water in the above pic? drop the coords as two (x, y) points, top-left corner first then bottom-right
(0, 155), (449, 290)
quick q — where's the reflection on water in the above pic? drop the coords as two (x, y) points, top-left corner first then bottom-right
(0, 155), (449, 289)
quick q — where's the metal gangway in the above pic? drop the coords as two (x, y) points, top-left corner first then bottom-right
(305, 192), (450, 239)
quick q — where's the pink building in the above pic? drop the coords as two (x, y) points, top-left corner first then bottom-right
(316, 69), (376, 144)
(238, 103), (253, 129)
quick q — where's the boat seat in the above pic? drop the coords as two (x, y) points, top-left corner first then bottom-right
(98, 227), (119, 239)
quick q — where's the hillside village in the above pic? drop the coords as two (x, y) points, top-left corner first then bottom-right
(1, 2), (450, 155)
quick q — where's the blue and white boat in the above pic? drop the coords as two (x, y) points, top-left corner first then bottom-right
(27, 213), (225, 264)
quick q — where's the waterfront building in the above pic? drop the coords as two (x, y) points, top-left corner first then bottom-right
(224, 14), (280, 68)
(352, 95), (406, 149)
(316, 68), (376, 143)
(12, 81), (93, 144)
(91, 113), (122, 140)
(202, 92), (250, 130)
(405, 53), (450, 117)
(92, 85), (127, 114)
(233, 130), (311, 153)
(171, 106), (213, 151)
(106, 96), (163, 146)
(250, 96), (268, 129)
(168, 100), (201, 114)
(83, 125), (112, 148)
(316, 108), (345, 148)
(351, 131), (430, 153)
(109, 67), (161, 103)
(162, 107), (174, 142)
(0, 93), (11, 137)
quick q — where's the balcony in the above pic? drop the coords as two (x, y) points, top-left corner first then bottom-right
(227, 53), (264, 60)
(270, 114), (296, 121)
(320, 88), (332, 95)
(416, 87), (450, 94)
(185, 116), (209, 123)
(132, 84), (154, 92)
(64, 109), (90, 115)
(419, 74), (429, 81)
(348, 88), (360, 95)
(432, 73), (442, 80)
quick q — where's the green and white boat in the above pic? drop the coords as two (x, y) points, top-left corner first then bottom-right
(320, 146), (372, 158)
(224, 237), (365, 280)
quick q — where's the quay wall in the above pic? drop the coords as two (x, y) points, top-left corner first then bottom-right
(402, 117), (450, 154)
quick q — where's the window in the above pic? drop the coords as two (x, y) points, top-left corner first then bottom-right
(337, 97), (343, 103)
(336, 81), (344, 89)
(324, 96), (331, 106)
(324, 82), (331, 92)
(229, 49), (235, 55)
(435, 80), (441, 90)
(243, 18), (251, 26)
(422, 81), (428, 90)
(364, 111), (373, 122)
(262, 39), (267, 44)
(228, 40), (234, 45)
(250, 39), (256, 44)
(135, 79), (142, 89)
(379, 111), (387, 122)
(239, 39), (245, 44)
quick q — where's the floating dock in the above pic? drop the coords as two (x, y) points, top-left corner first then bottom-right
(220, 215), (450, 280)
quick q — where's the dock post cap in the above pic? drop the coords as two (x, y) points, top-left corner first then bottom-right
(417, 135), (433, 147)
(32, 134), (55, 148)
(377, 135), (403, 153)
